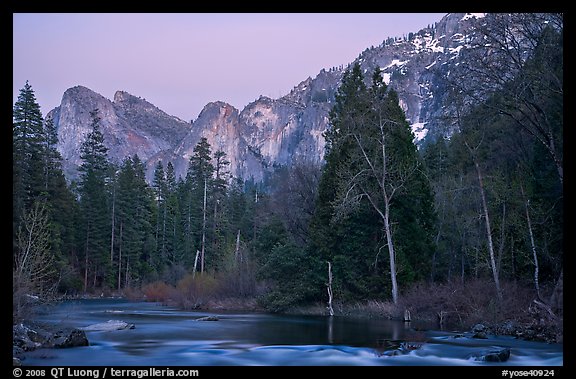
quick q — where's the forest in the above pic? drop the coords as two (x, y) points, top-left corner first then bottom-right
(13, 14), (562, 334)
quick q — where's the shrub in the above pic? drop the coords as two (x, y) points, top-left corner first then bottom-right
(173, 275), (218, 310)
(142, 281), (173, 304)
(399, 278), (541, 328)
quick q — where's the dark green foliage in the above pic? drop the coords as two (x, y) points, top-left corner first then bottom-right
(258, 242), (323, 312)
(13, 81), (46, 233)
(310, 63), (436, 302)
(14, 17), (562, 311)
(78, 109), (111, 290)
(422, 21), (563, 288)
(13, 82), (84, 299)
(114, 155), (155, 287)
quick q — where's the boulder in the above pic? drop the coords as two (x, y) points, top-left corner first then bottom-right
(196, 316), (219, 321)
(377, 341), (423, 357)
(471, 323), (489, 339)
(81, 320), (135, 331)
(13, 346), (25, 360)
(51, 329), (89, 348)
(472, 323), (486, 333)
(469, 347), (511, 362)
(13, 324), (42, 351)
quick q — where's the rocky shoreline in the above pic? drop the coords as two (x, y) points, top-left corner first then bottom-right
(469, 320), (562, 344)
(13, 320), (136, 366)
(13, 323), (89, 366)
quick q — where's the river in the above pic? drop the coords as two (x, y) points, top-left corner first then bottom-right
(21, 299), (562, 366)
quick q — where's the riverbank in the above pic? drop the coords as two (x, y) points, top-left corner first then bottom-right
(39, 278), (563, 344)
(14, 298), (563, 366)
(286, 279), (563, 344)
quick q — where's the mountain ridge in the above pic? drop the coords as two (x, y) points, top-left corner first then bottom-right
(48, 13), (548, 183)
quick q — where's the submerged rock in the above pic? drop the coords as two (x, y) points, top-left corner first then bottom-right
(471, 323), (489, 339)
(13, 324), (43, 351)
(376, 340), (423, 357)
(13, 322), (89, 365)
(469, 347), (511, 362)
(81, 320), (135, 331)
(50, 329), (89, 348)
(196, 316), (219, 321)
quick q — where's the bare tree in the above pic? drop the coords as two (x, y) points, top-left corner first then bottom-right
(464, 138), (503, 303)
(445, 13), (563, 184)
(269, 162), (322, 246)
(13, 201), (56, 321)
(200, 178), (207, 274)
(326, 261), (334, 316)
(520, 182), (541, 299)
(333, 82), (419, 305)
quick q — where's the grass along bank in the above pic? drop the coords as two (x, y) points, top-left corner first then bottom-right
(287, 278), (563, 343)
(126, 275), (561, 343)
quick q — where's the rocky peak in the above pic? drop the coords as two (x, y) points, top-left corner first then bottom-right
(197, 101), (239, 123)
(50, 13), (552, 184)
(113, 90), (133, 103)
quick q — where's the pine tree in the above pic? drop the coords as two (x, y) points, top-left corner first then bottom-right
(187, 138), (215, 273)
(152, 161), (167, 267)
(311, 64), (436, 304)
(13, 82), (81, 295)
(115, 155), (154, 288)
(164, 162), (180, 265)
(212, 150), (230, 270)
(41, 117), (81, 289)
(78, 109), (110, 292)
(13, 81), (46, 234)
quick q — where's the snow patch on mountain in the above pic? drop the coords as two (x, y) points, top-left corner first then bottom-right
(411, 122), (428, 142)
(461, 13), (486, 21)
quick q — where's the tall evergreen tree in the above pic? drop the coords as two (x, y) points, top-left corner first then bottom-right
(311, 64), (436, 304)
(41, 117), (81, 288)
(164, 162), (180, 265)
(187, 138), (215, 273)
(212, 150), (230, 270)
(115, 155), (154, 288)
(13, 82), (80, 295)
(78, 109), (110, 292)
(13, 81), (46, 234)
(152, 161), (167, 268)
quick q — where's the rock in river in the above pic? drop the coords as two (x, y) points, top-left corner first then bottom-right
(471, 323), (489, 339)
(196, 316), (219, 321)
(81, 320), (136, 331)
(50, 329), (89, 348)
(469, 347), (511, 362)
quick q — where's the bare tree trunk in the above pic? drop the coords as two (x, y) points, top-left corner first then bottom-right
(474, 160), (503, 303)
(235, 229), (241, 264)
(520, 183), (541, 299)
(460, 253), (465, 285)
(497, 203), (506, 274)
(84, 229), (89, 293)
(201, 178), (207, 274)
(162, 199), (167, 258)
(327, 261), (334, 316)
(384, 207), (399, 305)
(110, 184), (116, 264)
(125, 257), (130, 289)
(431, 228), (442, 282)
(192, 250), (200, 279)
(92, 266), (97, 289)
(117, 222), (123, 291)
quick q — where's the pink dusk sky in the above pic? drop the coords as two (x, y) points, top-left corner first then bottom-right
(13, 13), (446, 122)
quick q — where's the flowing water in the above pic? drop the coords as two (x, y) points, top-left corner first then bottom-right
(22, 299), (562, 366)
